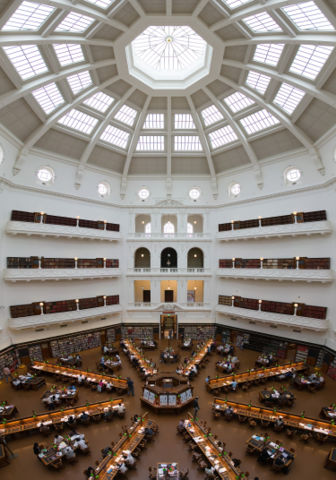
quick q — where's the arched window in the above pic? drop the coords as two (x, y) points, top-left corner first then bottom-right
(145, 222), (151, 234)
(163, 221), (175, 234)
(187, 222), (193, 235)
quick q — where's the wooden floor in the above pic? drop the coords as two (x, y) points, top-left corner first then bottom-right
(1, 339), (336, 479)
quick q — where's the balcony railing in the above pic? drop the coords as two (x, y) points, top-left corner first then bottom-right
(127, 232), (211, 241)
(128, 267), (210, 275)
(127, 302), (211, 310)
(4, 268), (121, 282)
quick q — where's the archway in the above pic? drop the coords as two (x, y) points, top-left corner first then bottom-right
(134, 247), (151, 269)
(161, 247), (177, 268)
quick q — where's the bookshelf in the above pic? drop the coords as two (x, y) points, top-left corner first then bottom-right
(0, 349), (20, 378)
(218, 295), (232, 306)
(50, 332), (101, 357)
(10, 302), (41, 318)
(183, 325), (216, 340)
(42, 258), (75, 268)
(6, 257), (119, 270)
(106, 328), (116, 344)
(28, 345), (43, 362)
(121, 326), (153, 341)
(219, 257), (331, 270)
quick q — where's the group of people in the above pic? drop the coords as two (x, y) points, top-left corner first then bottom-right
(99, 353), (121, 371)
(216, 354), (239, 373)
(41, 385), (77, 409)
(160, 347), (178, 363)
(121, 339), (157, 377)
(33, 431), (89, 466)
(59, 354), (82, 367)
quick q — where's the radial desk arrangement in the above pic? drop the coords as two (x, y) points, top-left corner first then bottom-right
(179, 340), (212, 377)
(121, 339), (158, 377)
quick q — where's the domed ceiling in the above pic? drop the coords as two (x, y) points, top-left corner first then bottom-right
(0, 0), (335, 189)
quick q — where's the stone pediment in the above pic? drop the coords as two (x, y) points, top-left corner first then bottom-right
(155, 199), (184, 208)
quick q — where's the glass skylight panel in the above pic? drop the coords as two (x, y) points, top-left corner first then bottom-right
(83, 91), (114, 113)
(84, 0), (114, 8)
(136, 136), (165, 151)
(246, 71), (271, 95)
(58, 108), (98, 134)
(55, 12), (94, 33)
(174, 114), (195, 129)
(114, 105), (137, 126)
(209, 126), (238, 149)
(174, 136), (203, 151)
(3, 45), (48, 80)
(273, 83), (305, 115)
(253, 44), (284, 66)
(53, 44), (84, 67)
(289, 44), (333, 80)
(201, 105), (224, 126)
(100, 125), (130, 149)
(2, 2), (55, 31)
(221, 0), (253, 9)
(143, 114), (165, 129)
(281, 2), (335, 32)
(66, 71), (92, 95)
(240, 109), (280, 135)
(32, 82), (64, 114)
(242, 12), (282, 32)
(223, 92), (255, 113)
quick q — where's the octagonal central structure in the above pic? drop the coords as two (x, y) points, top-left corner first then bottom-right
(126, 25), (213, 90)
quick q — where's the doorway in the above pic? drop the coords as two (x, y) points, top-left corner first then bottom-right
(160, 314), (177, 339)
(164, 289), (174, 302)
(143, 290), (151, 303)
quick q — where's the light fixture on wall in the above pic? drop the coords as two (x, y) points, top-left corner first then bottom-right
(141, 253), (144, 258)
(194, 253), (197, 258)
(141, 220), (145, 224)
(194, 287), (197, 290)
(258, 299), (262, 304)
(74, 257), (78, 261)
(296, 256), (300, 260)
(193, 220), (197, 224)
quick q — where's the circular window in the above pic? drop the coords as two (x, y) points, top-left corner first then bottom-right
(230, 183), (241, 196)
(189, 187), (200, 200)
(37, 166), (54, 184)
(97, 181), (110, 197)
(138, 188), (150, 200)
(285, 167), (301, 184)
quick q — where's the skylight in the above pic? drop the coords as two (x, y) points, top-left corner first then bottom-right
(3, 45), (48, 80)
(246, 71), (271, 95)
(253, 44), (284, 66)
(143, 114), (165, 129)
(201, 105), (224, 126)
(1, 2), (55, 32)
(67, 71), (92, 95)
(281, 2), (335, 32)
(55, 12), (94, 33)
(221, 0), (253, 9)
(209, 125), (238, 149)
(242, 12), (282, 32)
(240, 109), (280, 135)
(223, 92), (255, 113)
(136, 136), (165, 151)
(174, 114), (196, 129)
(289, 44), (333, 80)
(84, 0), (114, 8)
(174, 136), (203, 151)
(114, 105), (137, 126)
(100, 125), (130, 148)
(32, 82), (64, 114)
(83, 92), (114, 113)
(58, 108), (98, 134)
(53, 44), (84, 67)
(273, 83), (305, 115)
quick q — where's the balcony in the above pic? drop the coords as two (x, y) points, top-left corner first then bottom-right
(127, 302), (212, 311)
(6, 221), (121, 241)
(127, 267), (211, 276)
(9, 304), (122, 330)
(217, 220), (332, 241)
(216, 304), (328, 332)
(4, 268), (121, 282)
(217, 268), (333, 283)
(127, 232), (211, 242)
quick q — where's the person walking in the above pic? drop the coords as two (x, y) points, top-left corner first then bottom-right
(193, 396), (200, 419)
(0, 435), (17, 459)
(127, 377), (134, 396)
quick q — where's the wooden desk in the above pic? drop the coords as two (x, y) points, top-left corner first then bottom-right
(94, 413), (157, 479)
(293, 374), (325, 391)
(141, 374), (193, 413)
(31, 361), (127, 393)
(212, 398), (336, 440)
(122, 340), (157, 377)
(39, 447), (63, 469)
(179, 340), (212, 377)
(325, 448), (336, 471)
(255, 356), (277, 368)
(216, 359), (240, 373)
(157, 462), (179, 478)
(320, 406), (336, 420)
(41, 386), (78, 407)
(258, 389), (295, 407)
(183, 414), (241, 480)
(246, 434), (266, 454)
(0, 404), (17, 420)
(0, 398), (124, 438)
(207, 361), (306, 393)
(11, 375), (45, 390)
(246, 434), (294, 472)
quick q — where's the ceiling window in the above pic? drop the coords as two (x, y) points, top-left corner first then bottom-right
(3, 45), (48, 80)
(209, 126), (238, 149)
(221, 0), (253, 9)
(136, 136), (165, 151)
(84, 91), (114, 113)
(138, 188), (150, 200)
(84, 0), (114, 8)
(174, 114), (195, 129)
(66, 71), (92, 95)
(246, 71), (271, 95)
(55, 12), (94, 33)
(37, 166), (55, 184)
(281, 2), (335, 32)
(242, 12), (282, 33)
(253, 44), (284, 66)
(100, 125), (130, 149)
(223, 92), (254, 113)
(174, 136), (203, 151)
(143, 113), (165, 129)
(240, 109), (280, 135)
(273, 83), (305, 115)
(32, 82), (64, 114)
(289, 44), (333, 80)
(58, 109), (98, 135)
(201, 105), (224, 126)
(114, 105), (137, 126)
(53, 44), (84, 67)
(2, 2), (55, 31)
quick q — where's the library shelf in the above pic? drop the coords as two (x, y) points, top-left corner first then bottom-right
(4, 268), (121, 282)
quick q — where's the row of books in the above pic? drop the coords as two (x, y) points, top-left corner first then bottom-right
(218, 257), (330, 270)
(50, 332), (101, 357)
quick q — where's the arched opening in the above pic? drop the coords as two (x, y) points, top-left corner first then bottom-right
(161, 215), (177, 236)
(161, 247), (178, 269)
(135, 214), (151, 233)
(163, 221), (175, 234)
(187, 222), (193, 234)
(187, 214), (203, 234)
(134, 247), (151, 269)
(187, 248), (204, 269)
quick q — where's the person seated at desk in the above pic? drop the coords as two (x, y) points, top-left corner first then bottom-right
(271, 389), (280, 399)
(204, 465), (216, 478)
(73, 437), (88, 452)
(33, 442), (41, 456)
(97, 380), (104, 393)
(84, 466), (95, 478)
(123, 451), (135, 467)
(225, 406), (234, 418)
(177, 419), (185, 433)
(78, 374), (86, 385)
(79, 412), (90, 424)
(115, 403), (125, 417)
(101, 445), (112, 458)
(144, 427), (155, 439)
(67, 415), (76, 427)
(54, 434), (64, 445)
(205, 375), (210, 384)
(231, 380), (238, 391)
(62, 445), (76, 461)
(118, 462), (128, 474)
